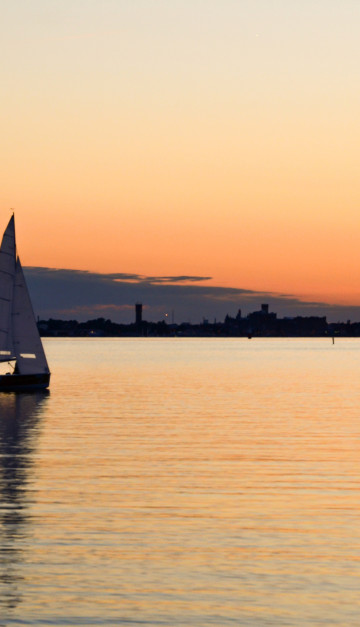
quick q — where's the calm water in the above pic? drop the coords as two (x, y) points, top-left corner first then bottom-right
(0, 338), (360, 626)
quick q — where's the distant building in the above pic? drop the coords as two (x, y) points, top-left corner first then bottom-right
(247, 303), (276, 321)
(135, 303), (142, 326)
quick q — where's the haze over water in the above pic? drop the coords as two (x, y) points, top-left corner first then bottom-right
(0, 338), (359, 625)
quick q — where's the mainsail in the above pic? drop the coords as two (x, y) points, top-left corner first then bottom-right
(0, 216), (16, 361)
(0, 215), (49, 375)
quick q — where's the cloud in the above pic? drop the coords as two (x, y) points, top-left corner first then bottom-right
(24, 266), (360, 324)
(142, 276), (212, 284)
(94, 272), (212, 284)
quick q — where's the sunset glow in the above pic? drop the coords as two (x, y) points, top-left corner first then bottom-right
(1, 1), (360, 308)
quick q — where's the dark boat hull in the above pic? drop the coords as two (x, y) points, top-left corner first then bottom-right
(0, 373), (50, 391)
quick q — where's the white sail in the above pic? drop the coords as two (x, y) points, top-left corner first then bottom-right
(0, 216), (16, 361)
(12, 257), (50, 375)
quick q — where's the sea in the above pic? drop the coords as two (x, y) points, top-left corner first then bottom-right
(0, 338), (359, 626)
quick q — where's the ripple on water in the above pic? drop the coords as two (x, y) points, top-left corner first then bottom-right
(0, 338), (359, 625)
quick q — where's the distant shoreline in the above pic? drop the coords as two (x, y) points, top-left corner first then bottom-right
(37, 313), (360, 338)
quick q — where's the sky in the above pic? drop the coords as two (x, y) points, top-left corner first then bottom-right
(1, 1), (360, 322)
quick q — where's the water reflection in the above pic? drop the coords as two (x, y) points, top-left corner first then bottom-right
(0, 393), (48, 612)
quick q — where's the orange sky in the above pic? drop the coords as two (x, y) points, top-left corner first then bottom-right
(1, 1), (360, 306)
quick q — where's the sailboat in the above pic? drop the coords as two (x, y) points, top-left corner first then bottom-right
(0, 215), (50, 391)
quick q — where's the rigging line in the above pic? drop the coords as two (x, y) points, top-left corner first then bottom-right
(0, 270), (15, 277)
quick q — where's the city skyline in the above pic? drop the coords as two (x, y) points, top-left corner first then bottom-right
(24, 265), (360, 324)
(2, 2), (360, 308)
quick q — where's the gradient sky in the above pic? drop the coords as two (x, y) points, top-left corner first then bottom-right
(1, 1), (360, 317)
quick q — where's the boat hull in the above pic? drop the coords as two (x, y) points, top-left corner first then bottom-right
(0, 373), (50, 391)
